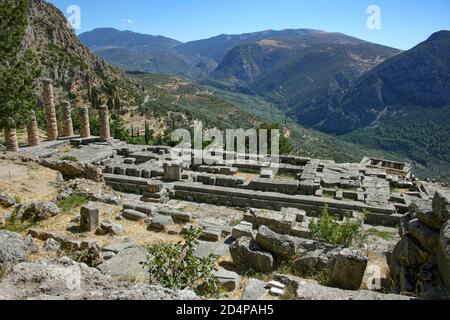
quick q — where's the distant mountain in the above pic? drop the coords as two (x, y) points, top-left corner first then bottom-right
(79, 28), (205, 78)
(300, 30), (450, 134)
(212, 34), (400, 111)
(79, 27), (181, 50)
(176, 29), (324, 64)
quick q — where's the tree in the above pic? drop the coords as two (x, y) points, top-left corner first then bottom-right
(143, 226), (223, 298)
(0, 0), (40, 151)
(258, 123), (294, 155)
(106, 96), (114, 110)
(144, 120), (150, 144)
(114, 96), (121, 113)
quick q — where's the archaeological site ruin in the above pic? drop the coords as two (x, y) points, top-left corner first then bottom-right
(1, 0), (450, 306)
(1, 80), (450, 301)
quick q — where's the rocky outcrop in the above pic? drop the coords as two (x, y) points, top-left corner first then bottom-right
(274, 274), (412, 300)
(0, 258), (197, 300)
(437, 221), (450, 290)
(0, 193), (16, 208)
(97, 247), (148, 283)
(40, 160), (103, 182)
(329, 248), (368, 291)
(390, 189), (450, 297)
(255, 226), (296, 259)
(0, 231), (38, 272)
(15, 201), (60, 221)
(0, 215), (5, 229)
(26, 0), (140, 106)
(229, 237), (274, 273)
(232, 225), (368, 291)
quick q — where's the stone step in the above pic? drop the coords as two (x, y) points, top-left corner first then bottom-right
(173, 183), (396, 217)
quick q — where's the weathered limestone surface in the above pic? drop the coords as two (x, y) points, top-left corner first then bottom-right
(214, 267), (241, 291)
(97, 247), (149, 283)
(329, 248), (368, 291)
(27, 228), (98, 253)
(432, 190), (450, 227)
(437, 221), (450, 290)
(0, 258), (197, 300)
(122, 209), (147, 221)
(98, 105), (111, 141)
(80, 205), (100, 232)
(148, 215), (174, 232)
(275, 274), (412, 300)
(163, 162), (182, 181)
(391, 189), (450, 296)
(79, 106), (91, 138)
(230, 237), (274, 273)
(61, 101), (74, 137)
(408, 219), (440, 255)
(173, 183), (396, 217)
(0, 231), (37, 271)
(232, 221), (254, 239)
(242, 278), (267, 300)
(43, 79), (58, 141)
(255, 226), (296, 258)
(16, 201), (61, 221)
(244, 208), (296, 234)
(4, 128), (19, 152)
(0, 193), (16, 208)
(26, 111), (40, 146)
(40, 160), (103, 182)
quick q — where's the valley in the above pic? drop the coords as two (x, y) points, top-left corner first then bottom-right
(78, 27), (450, 183)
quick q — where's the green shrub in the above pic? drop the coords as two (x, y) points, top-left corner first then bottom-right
(13, 195), (22, 204)
(4, 214), (38, 233)
(143, 226), (223, 298)
(309, 206), (363, 247)
(57, 194), (89, 213)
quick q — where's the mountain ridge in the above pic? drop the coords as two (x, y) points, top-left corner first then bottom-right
(300, 30), (450, 134)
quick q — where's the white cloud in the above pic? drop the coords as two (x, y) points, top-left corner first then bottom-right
(121, 18), (134, 24)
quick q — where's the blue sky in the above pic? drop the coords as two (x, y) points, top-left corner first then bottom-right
(48, 0), (450, 49)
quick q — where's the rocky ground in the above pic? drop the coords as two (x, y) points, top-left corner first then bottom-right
(0, 152), (440, 300)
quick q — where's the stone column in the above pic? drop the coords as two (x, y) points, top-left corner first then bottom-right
(61, 101), (74, 137)
(42, 79), (58, 141)
(98, 104), (111, 141)
(79, 106), (91, 138)
(4, 128), (19, 152)
(26, 111), (40, 147)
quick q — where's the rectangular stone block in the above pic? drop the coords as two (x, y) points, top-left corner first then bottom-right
(80, 205), (100, 232)
(232, 221), (254, 239)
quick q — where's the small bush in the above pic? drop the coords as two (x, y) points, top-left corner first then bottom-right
(4, 214), (38, 233)
(309, 206), (363, 247)
(57, 194), (89, 213)
(143, 226), (223, 298)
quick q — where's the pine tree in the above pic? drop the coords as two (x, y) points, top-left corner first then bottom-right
(144, 120), (150, 144)
(0, 0), (40, 151)
(107, 96), (114, 110)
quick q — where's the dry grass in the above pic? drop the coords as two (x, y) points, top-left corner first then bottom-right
(0, 163), (60, 204)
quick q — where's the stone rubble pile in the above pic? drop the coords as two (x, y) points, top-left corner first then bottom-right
(390, 189), (450, 297)
(229, 223), (368, 291)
